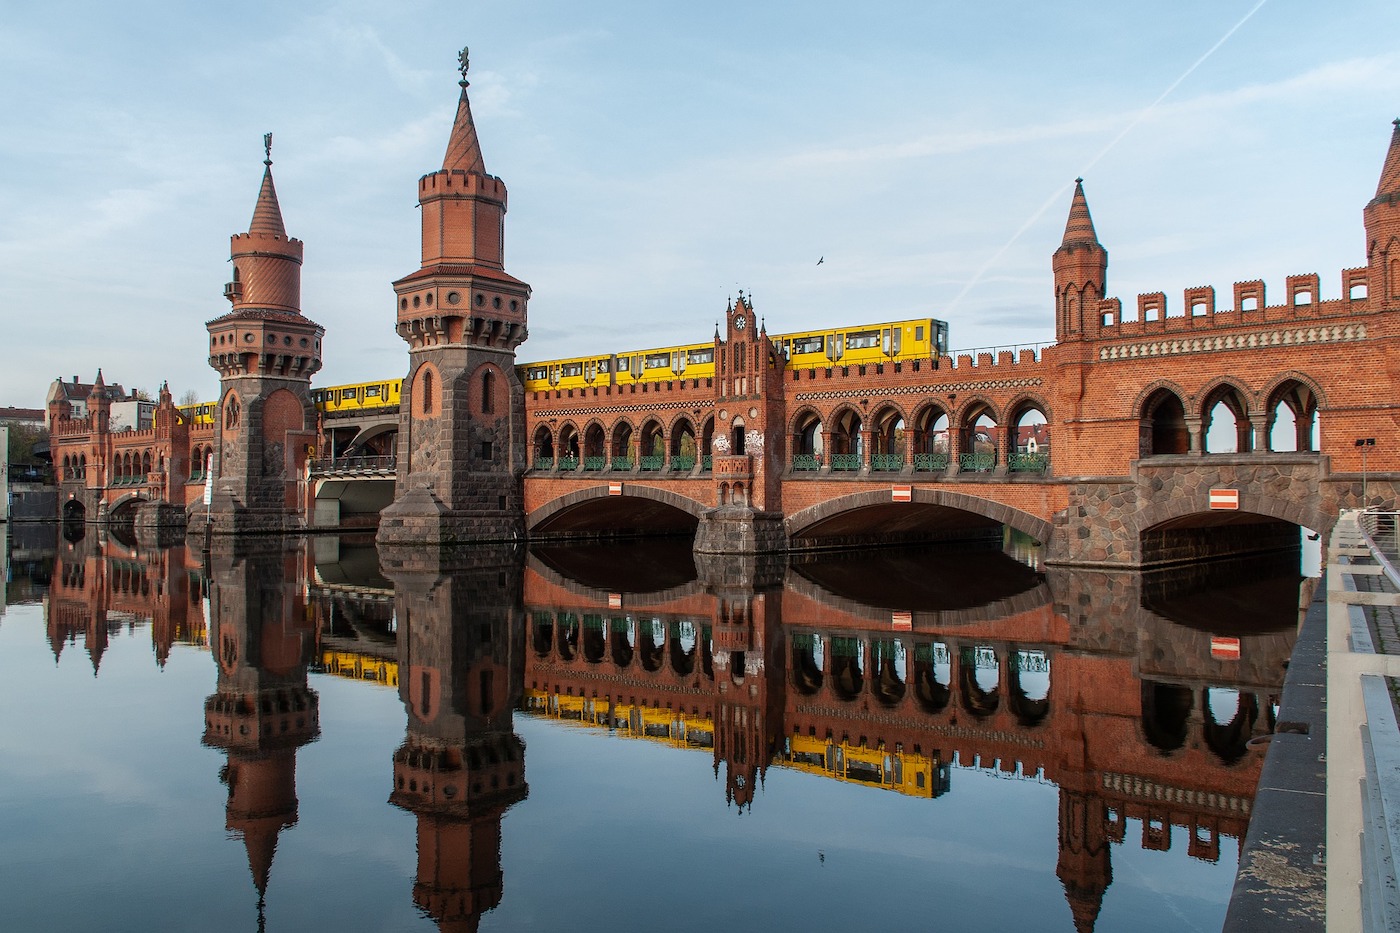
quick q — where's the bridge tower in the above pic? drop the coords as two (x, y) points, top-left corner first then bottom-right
(199, 136), (323, 534)
(694, 293), (787, 554)
(1365, 119), (1400, 308)
(1052, 179), (1108, 342)
(378, 48), (530, 548)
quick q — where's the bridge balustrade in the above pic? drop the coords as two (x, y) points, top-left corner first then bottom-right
(701, 455), (712, 472)
(640, 455), (663, 472)
(830, 453), (861, 472)
(871, 453), (902, 472)
(583, 456), (606, 472)
(557, 455), (579, 471)
(959, 452), (997, 473)
(309, 455), (397, 476)
(913, 453), (949, 473)
(791, 454), (821, 472)
(533, 456), (556, 471)
(611, 456), (634, 471)
(669, 455), (696, 472)
(1009, 453), (1050, 474)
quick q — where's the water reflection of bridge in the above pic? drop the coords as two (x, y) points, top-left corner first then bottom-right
(27, 529), (1305, 932)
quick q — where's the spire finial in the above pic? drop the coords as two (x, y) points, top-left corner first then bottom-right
(457, 46), (470, 87)
(263, 132), (272, 167)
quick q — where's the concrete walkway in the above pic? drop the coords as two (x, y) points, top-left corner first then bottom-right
(1327, 510), (1400, 930)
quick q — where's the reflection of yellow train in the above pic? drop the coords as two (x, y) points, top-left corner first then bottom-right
(783, 733), (950, 797)
(521, 689), (715, 749)
(519, 317), (949, 393)
(319, 649), (399, 687)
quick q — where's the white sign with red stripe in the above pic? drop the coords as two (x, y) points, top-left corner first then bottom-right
(608, 482), (623, 496)
(892, 485), (913, 503)
(1210, 636), (1240, 660)
(608, 593), (623, 609)
(1209, 488), (1239, 510)
(891, 610), (913, 630)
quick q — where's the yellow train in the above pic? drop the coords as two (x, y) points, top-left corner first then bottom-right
(172, 316), (949, 417)
(783, 733), (950, 797)
(312, 379), (402, 414)
(519, 316), (949, 393)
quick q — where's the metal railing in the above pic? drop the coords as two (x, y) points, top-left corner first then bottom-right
(1009, 452), (1050, 474)
(639, 455), (663, 472)
(830, 453), (861, 472)
(871, 453), (902, 472)
(913, 453), (949, 472)
(959, 452), (996, 473)
(669, 455), (696, 472)
(311, 455), (397, 476)
(791, 453), (821, 472)
(1360, 511), (1400, 567)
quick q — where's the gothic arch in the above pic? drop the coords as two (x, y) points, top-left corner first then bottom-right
(784, 487), (1053, 544)
(1130, 379), (1191, 420)
(1262, 370), (1326, 410)
(1006, 393), (1053, 427)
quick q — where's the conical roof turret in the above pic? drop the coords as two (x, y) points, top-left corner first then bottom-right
(249, 154), (288, 239)
(443, 53), (487, 176)
(1370, 119), (1400, 208)
(1059, 179), (1101, 250)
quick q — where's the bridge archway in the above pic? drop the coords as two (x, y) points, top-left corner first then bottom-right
(527, 484), (707, 538)
(108, 492), (150, 523)
(1138, 385), (1190, 456)
(785, 488), (1053, 547)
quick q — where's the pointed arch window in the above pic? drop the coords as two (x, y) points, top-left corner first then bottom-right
(481, 369), (494, 414)
(422, 368), (435, 416)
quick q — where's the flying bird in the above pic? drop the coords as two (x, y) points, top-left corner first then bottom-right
(816, 256), (824, 265)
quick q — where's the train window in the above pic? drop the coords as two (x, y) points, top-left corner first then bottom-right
(365, 385), (381, 397)
(596, 359), (611, 372)
(846, 330), (880, 350)
(791, 335), (824, 355)
(342, 388), (358, 400)
(915, 325), (925, 341)
(687, 348), (714, 365)
(616, 356), (630, 371)
(644, 353), (670, 369)
(561, 362), (583, 377)
(526, 366), (548, 381)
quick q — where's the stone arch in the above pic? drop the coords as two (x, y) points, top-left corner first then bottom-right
(667, 416), (697, 465)
(1263, 372), (1323, 452)
(827, 406), (861, 469)
(582, 420), (606, 464)
(785, 487), (1053, 544)
(1006, 394), (1052, 472)
(638, 418), (665, 464)
(610, 418), (635, 464)
(1198, 378), (1254, 454)
(955, 397), (1000, 473)
(1136, 382), (1189, 456)
(532, 423), (556, 467)
(525, 483), (710, 532)
(789, 407), (824, 468)
(1131, 489), (1332, 548)
(869, 402), (908, 470)
(108, 492), (150, 521)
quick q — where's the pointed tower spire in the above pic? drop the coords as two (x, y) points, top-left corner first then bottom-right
(1372, 119), (1400, 205)
(1052, 178), (1108, 341)
(248, 133), (288, 238)
(1365, 120), (1400, 308)
(442, 47), (486, 175)
(1060, 178), (1100, 249)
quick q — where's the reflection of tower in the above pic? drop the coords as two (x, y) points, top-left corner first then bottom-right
(710, 587), (783, 811)
(385, 547), (528, 931)
(1055, 698), (1111, 933)
(202, 540), (320, 917)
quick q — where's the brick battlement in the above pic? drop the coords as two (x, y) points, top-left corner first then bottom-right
(1093, 266), (1372, 338)
(52, 416), (93, 436)
(418, 169), (507, 202)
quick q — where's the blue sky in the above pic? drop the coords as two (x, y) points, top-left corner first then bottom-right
(3, 0), (1398, 405)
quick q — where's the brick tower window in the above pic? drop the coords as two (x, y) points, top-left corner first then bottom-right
(481, 369), (494, 413)
(422, 369), (434, 416)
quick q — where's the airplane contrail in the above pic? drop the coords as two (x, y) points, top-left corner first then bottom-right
(945, 0), (1271, 314)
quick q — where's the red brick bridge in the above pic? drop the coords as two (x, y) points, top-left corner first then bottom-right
(46, 56), (1400, 567)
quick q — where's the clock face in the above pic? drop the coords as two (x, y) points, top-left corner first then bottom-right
(735, 315), (747, 331)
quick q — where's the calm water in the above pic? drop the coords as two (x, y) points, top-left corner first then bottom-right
(0, 525), (1306, 932)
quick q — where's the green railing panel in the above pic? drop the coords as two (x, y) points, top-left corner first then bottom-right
(532, 457), (555, 471)
(639, 455), (663, 471)
(913, 453), (949, 472)
(611, 456), (634, 471)
(583, 456), (606, 471)
(959, 452), (996, 473)
(791, 453), (821, 472)
(558, 456), (579, 471)
(1009, 452), (1050, 473)
(670, 455), (696, 472)
(701, 455), (712, 472)
(871, 453), (902, 472)
(830, 453), (861, 472)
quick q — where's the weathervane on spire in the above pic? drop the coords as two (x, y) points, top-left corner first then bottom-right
(263, 132), (273, 166)
(457, 46), (470, 87)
